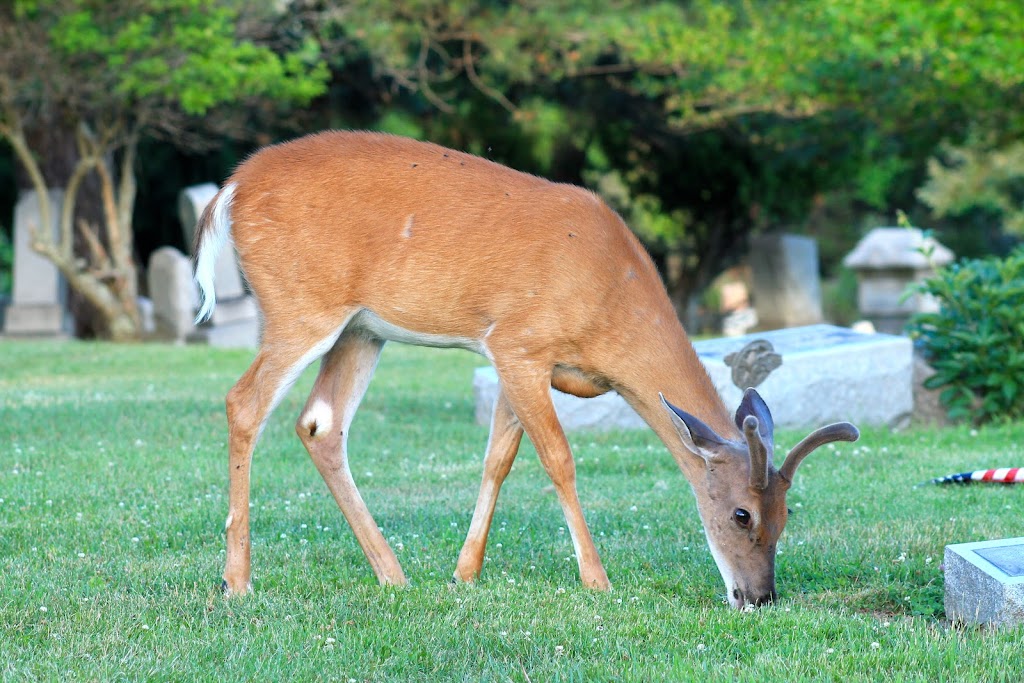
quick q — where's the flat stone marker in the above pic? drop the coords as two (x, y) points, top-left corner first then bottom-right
(697, 324), (912, 428)
(945, 537), (1024, 628)
(473, 324), (912, 430)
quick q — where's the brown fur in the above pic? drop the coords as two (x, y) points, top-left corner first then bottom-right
(196, 131), (857, 607)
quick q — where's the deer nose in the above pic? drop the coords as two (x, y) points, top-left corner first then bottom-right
(733, 588), (777, 609)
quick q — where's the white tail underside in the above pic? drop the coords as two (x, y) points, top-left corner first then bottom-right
(193, 182), (237, 324)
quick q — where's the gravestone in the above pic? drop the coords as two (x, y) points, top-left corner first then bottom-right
(697, 324), (912, 428)
(945, 537), (1024, 628)
(147, 246), (197, 343)
(178, 183), (217, 250)
(136, 296), (155, 336)
(4, 190), (70, 336)
(473, 324), (913, 431)
(748, 234), (823, 329)
(843, 227), (954, 334)
(178, 183), (259, 347)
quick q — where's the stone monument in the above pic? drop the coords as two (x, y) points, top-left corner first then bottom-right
(473, 324), (913, 431)
(3, 189), (70, 337)
(147, 246), (198, 343)
(748, 234), (824, 329)
(842, 227), (954, 334)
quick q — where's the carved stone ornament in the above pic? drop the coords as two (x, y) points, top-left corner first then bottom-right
(724, 339), (783, 389)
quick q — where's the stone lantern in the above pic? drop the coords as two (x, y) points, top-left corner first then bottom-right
(842, 227), (954, 334)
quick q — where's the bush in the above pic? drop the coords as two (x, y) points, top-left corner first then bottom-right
(907, 247), (1024, 424)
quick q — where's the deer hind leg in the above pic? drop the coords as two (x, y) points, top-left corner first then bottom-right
(295, 331), (407, 586)
(454, 387), (524, 583)
(223, 324), (347, 596)
(495, 360), (610, 590)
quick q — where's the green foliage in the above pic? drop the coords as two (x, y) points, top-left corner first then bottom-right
(322, 0), (1024, 308)
(917, 135), (1024, 235)
(43, 0), (327, 116)
(908, 248), (1024, 424)
(7, 0), (328, 127)
(822, 267), (860, 327)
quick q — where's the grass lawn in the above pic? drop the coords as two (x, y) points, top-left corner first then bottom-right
(1, 339), (1022, 681)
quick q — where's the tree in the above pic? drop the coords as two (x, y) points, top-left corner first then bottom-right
(918, 136), (1024, 238)
(0, 0), (328, 340)
(312, 0), (1024, 314)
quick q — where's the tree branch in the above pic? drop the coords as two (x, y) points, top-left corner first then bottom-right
(116, 128), (138, 240)
(462, 40), (517, 114)
(58, 146), (99, 262)
(77, 217), (112, 273)
(0, 95), (57, 252)
(416, 30), (455, 113)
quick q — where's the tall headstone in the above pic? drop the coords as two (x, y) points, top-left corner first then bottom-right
(177, 183), (259, 347)
(3, 189), (70, 336)
(842, 227), (954, 335)
(748, 234), (823, 329)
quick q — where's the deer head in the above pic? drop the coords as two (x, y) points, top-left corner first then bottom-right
(660, 389), (859, 609)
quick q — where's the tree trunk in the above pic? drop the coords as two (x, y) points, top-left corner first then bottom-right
(11, 120), (142, 340)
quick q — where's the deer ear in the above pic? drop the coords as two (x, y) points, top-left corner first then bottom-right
(660, 393), (728, 462)
(735, 388), (774, 452)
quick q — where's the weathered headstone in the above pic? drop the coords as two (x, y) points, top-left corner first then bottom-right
(136, 296), (155, 335)
(178, 183), (259, 347)
(945, 537), (1024, 628)
(147, 246), (198, 343)
(697, 324), (912, 428)
(177, 183), (217, 251)
(3, 190), (70, 336)
(473, 324), (913, 431)
(842, 227), (954, 334)
(748, 234), (823, 329)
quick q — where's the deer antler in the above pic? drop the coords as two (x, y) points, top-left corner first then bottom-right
(743, 416), (769, 490)
(779, 422), (860, 483)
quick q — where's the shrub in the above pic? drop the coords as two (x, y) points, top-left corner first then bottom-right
(907, 247), (1024, 424)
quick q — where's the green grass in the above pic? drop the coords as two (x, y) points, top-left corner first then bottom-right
(1, 340), (1022, 681)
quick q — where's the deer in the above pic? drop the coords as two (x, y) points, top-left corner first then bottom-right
(192, 130), (859, 609)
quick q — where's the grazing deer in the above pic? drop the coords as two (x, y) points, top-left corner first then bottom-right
(193, 130), (858, 608)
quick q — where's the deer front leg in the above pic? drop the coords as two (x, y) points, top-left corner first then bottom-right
(454, 387), (524, 582)
(497, 362), (610, 590)
(296, 332), (407, 586)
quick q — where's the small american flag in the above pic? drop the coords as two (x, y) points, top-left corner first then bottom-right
(929, 467), (1024, 484)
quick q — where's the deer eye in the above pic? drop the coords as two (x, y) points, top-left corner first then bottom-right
(733, 508), (752, 528)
